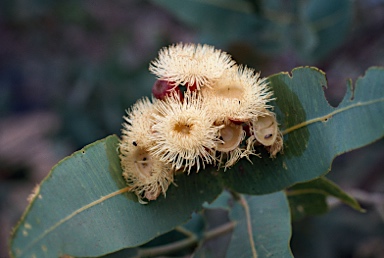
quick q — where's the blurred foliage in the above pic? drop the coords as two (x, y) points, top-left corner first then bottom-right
(0, 0), (382, 148)
(0, 0), (178, 148)
(151, 0), (352, 62)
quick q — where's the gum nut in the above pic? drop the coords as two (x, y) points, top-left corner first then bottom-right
(152, 79), (183, 100)
(216, 123), (244, 152)
(253, 115), (278, 146)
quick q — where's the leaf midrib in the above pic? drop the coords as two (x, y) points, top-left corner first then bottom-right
(18, 187), (131, 256)
(282, 98), (384, 135)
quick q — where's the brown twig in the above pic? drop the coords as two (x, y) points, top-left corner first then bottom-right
(137, 221), (235, 257)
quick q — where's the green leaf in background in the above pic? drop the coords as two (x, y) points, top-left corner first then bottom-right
(151, 0), (353, 60)
(151, 0), (261, 46)
(287, 177), (363, 221)
(221, 67), (384, 194)
(10, 135), (222, 258)
(302, 0), (353, 61)
(203, 190), (232, 210)
(193, 248), (215, 258)
(226, 192), (293, 258)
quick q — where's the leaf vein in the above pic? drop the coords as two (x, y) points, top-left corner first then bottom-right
(282, 98), (384, 135)
(19, 187), (132, 256)
(286, 189), (331, 196)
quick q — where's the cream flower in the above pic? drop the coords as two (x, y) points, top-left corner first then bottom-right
(149, 43), (236, 90)
(121, 97), (156, 148)
(119, 97), (174, 203)
(202, 65), (273, 123)
(149, 91), (222, 173)
(119, 143), (174, 204)
(201, 66), (273, 168)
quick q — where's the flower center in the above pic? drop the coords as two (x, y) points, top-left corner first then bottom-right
(174, 122), (192, 135)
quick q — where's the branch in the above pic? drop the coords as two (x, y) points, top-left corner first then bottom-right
(137, 221), (235, 257)
(175, 226), (196, 238)
(239, 195), (258, 258)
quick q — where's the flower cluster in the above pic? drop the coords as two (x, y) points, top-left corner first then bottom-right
(119, 43), (283, 203)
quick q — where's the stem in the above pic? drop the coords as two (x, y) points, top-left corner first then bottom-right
(137, 221), (235, 257)
(239, 195), (258, 258)
(137, 237), (196, 257)
(175, 226), (196, 238)
(205, 221), (236, 240)
(229, 189), (241, 201)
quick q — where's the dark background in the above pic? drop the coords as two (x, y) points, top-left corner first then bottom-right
(1, 1), (384, 257)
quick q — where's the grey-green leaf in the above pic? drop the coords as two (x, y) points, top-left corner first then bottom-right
(151, 0), (260, 45)
(193, 247), (215, 258)
(302, 0), (353, 61)
(151, 0), (352, 59)
(287, 176), (363, 221)
(9, 66), (384, 257)
(10, 135), (222, 258)
(226, 192), (293, 258)
(221, 67), (384, 195)
(203, 190), (232, 210)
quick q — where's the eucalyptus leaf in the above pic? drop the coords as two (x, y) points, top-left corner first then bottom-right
(10, 136), (222, 258)
(88, 248), (138, 258)
(221, 67), (384, 194)
(193, 248), (215, 258)
(150, 0), (353, 59)
(226, 192), (293, 258)
(182, 212), (206, 239)
(203, 190), (232, 210)
(151, 0), (260, 45)
(303, 0), (353, 61)
(287, 177), (363, 221)
(288, 192), (328, 222)
(9, 66), (384, 258)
